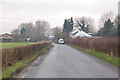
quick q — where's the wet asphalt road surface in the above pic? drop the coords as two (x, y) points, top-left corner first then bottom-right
(24, 44), (118, 78)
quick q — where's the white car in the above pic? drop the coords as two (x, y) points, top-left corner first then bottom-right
(58, 38), (65, 44)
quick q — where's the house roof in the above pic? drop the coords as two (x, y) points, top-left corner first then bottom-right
(70, 29), (92, 38)
(0, 33), (11, 36)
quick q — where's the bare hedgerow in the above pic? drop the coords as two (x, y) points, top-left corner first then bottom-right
(2, 41), (51, 69)
(67, 37), (118, 57)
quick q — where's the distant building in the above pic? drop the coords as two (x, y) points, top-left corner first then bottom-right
(0, 33), (12, 42)
(0, 33), (12, 39)
(70, 28), (92, 38)
(48, 35), (55, 41)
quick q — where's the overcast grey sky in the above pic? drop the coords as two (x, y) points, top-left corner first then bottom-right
(0, 0), (118, 34)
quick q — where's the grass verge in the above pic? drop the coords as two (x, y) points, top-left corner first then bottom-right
(2, 45), (53, 78)
(68, 44), (120, 67)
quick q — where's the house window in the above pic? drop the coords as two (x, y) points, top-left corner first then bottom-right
(72, 31), (79, 36)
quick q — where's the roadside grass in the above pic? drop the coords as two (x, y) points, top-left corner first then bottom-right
(0, 43), (35, 48)
(68, 44), (120, 67)
(2, 45), (52, 78)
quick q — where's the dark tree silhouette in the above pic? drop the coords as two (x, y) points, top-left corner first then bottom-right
(63, 17), (73, 33)
(97, 19), (113, 36)
(21, 27), (26, 35)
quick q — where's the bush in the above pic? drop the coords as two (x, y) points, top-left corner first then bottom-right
(67, 37), (118, 57)
(2, 41), (51, 69)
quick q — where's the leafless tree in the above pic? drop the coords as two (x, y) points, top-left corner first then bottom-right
(18, 22), (34, 38)
(52, 27), (68, 39)
(34, 20), (50, 40)
(11, 20), (50, 41)
(11, 29), (20, 35)
(75, 16), (95, 34)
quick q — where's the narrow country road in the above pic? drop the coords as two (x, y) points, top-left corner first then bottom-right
(24, 43), (118, 78)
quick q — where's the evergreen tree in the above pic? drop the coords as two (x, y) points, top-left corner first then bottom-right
(97, 19), (113, 36)
(21, 27), (26, 35)
(63, 17), (73, 33)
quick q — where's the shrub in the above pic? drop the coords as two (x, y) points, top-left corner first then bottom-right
(67, 37), (118, 57)
(2, 41), (51, 69)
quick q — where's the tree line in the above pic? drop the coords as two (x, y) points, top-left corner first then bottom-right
(11, 12), (119, 42)
(97, 12), (118, 37)
(11, 20), (50, 42)
(53, 12), (118, 40)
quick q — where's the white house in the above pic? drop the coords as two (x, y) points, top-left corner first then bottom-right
(70, 27), (92, 38)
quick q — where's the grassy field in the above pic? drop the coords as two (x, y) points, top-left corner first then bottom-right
(0, 43), (35, 48)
